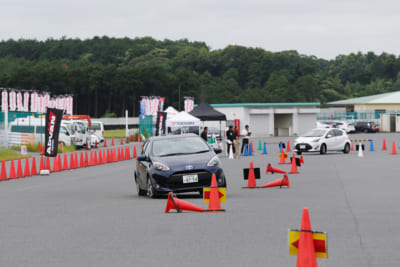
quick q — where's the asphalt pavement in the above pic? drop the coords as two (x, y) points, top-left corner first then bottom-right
(0, 133), (400, 267)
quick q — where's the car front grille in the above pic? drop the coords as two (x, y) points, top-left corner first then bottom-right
(166, 170), (211, 189)
(295, 143), (312, 151)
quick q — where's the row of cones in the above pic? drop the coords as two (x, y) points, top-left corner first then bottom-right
(165, 174), (225, 213)
(0, 146), (139, 181)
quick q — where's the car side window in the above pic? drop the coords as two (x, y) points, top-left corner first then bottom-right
(142, 141), (149, 155)
(327, 130), (335, 137)
(334, 129), (343, 136)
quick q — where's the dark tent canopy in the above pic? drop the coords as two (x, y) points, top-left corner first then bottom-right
(189, 102), (226, 121)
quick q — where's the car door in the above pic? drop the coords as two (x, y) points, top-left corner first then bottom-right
(136, 140), (151, 187)
(324, 129), (337, 150)
(333, 129), (345, 149)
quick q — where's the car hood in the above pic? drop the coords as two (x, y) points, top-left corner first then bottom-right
(152, 151), (215, 170)
(295, 136), (322, 143)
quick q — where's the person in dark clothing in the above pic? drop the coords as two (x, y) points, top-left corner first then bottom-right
(241, 124), (251, 154)
(201, 127), (208, 142)
(226, 125), (235, 155)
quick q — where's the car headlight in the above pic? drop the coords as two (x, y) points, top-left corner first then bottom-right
(312, 138), (320, 142)
(207, 156), (220, 167)
(153, 162), (170, 171)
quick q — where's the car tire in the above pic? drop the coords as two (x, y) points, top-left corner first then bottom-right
(136, 177), (146, 196)
(320, 144), (327, 154)
(343, 143), (350, 154)
(146, 177), (157, 198)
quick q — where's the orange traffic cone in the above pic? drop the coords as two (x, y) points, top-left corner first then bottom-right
(57, 154), (62, 171)
(266, 163), (287, 174)
(296, 208), (318, 267)
(95, 140), (98, 149)
(31, 157), (37, 176)
(287, 140), (291, 152)
(63, 154), (69, 170)
(104, 138), (107, 147)
(24, 157), (31, 177)
(392, 141), (397, 155)
(289, 154), (299, 174)
(120, 137), (123, 145)
(38, 141), (42, 152)
(133, 146), (137, 159)
(70, 153), (75, 169)
(94, 150), (98, 165)
(111, 138), (115, 146)
(279, 148), (287, 164)
(89, 150), (94, 166)
(165, 192), (205, 213)
(103, 149), (107, 164)
(39, 155), (45, 172)
(138, 134), (141, 142)
(45, 156), (51, 171)
(1, 160), (7, 181)
(250, 141), (254, 153)
(52, 156), (59, 172)
(126, 137), (129, 144)
(74, 152), (78, 168)
(80, 152), (84, 168)
(261, 174), (290, 188)
(84, 151), (89, 167)
(9, 159), (16, 179)
(16, 158), (23, 178)
(382, 138), (387, 150)
(300, 155), (304, 164)
(350, 141), (354, 151)
(204, 174), (225, 212)
(243, 162), (258, 188)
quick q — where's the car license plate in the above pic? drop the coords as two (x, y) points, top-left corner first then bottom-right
(183, 174), (198, 184)
(300, 145), (306, 149)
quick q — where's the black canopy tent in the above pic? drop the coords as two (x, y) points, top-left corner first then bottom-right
(189, 102), (227, 138)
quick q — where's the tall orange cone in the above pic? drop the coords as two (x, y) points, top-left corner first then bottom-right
(94, 140), (98, 149)
(266, 163), (286, 174)
(296, 208), (318, 267)
(165, 192), (205, 213)
(120, 137), (123, 145)
(350, 141), (354, 151)
(300, 155), (304, 164)
(243, 162), (258, 188)
(382, 138), (387, 150)
(31, 157), (37, 176)
(24, 157), (31, 177)
(57, 154), (62, 171)
(94, 150), (98, 165)
(1, 160), (7, 181)
(45, 156), (51, 171)
(89, 150), (94, 166)
(104, 138), (107, 147)
(63, 153), (69, 170)
(279, 148), (287, 164)
(103, 149), (107, 164)
(111, 137), (115, 146)
(287, 140), (291, 152)
(261, 174), (290, 188)
(204, 174), (225, 212)
(39, 155), (45, 172)
(16, 158), (23, 178)
(9, 159), (16, 179)
(289, 154), (299, 174)
(74, 152), (78, 168)
(392, 141), (397, 155)
(38, 141), (42, 152)
(69, 153), (75, 169)
(52, 156), (59, 172)
(80, 152), (85, 168)
(133, 146), (137, 159)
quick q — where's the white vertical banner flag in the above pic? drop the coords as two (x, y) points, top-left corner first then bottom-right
(23, 91), (30, 112)
(17, 91), (23, 111)
(31, 91), (38, 112)
(184, 97), (194, 113)
(67, 95), (73, 115)
(56, 96), (63, 110)
(9, 90), (16, 111)
(1, 89), (8, 112)
(145, 97), (151, 115)
(39, 94), (45, 113)
(44, 93), (50, 112)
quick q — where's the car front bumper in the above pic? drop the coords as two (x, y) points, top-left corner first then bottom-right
(294, 142), (320, 153)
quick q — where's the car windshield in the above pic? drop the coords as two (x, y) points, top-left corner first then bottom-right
(91, 123), (101, 130)
(302, 129), (326, 137)
(152, 137), (210, 157)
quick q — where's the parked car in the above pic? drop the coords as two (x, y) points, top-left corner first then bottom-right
(354, 121), (379, 133)
(316, 121), (338, 129)
(134, 134), (226, 198)
(316, 120), (355, 133)
(294, 128), (351, 155)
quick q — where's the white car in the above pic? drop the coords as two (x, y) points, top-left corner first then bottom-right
(294, 128), (351, 154)
(316, 120), (355, 133)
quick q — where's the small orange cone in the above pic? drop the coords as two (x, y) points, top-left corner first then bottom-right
(261, 174), (290, 188)
(300, 155), (304, 164)
(266, 163), (287, 175)
(95, 140), (98, 149)
(16, 158), (23, 178)
(382, 138), (387, 150)
(1, 160), (7, 181)
(9, 159), (16, 179)
(126, 137), (129, 144)
(250, 141), (254, 153)
(243, 162), (258, 188)
(84, 151), (89, 166)
(70, 153), (75, 169)
(94, 150), (98, 165)
(350, 141), (354, 151)
(296, 208), (318, 267)
(204, 174), (225, 212)
(165, 192), (205, 213)
(24, 157), (31, 177)
(392, 141), (397, 155)
(287, 140), (291, 152)
(138, 134), (141, 142)
(45, 156), (51, 171)
(38, 141), (42, 152)
(289, 154), (299, 174)
(111, 138), (115, 146)
(57, 154), (62, 171)
(120, 137), (123, 145)
(104, 138), (107, 147)
(74, 152), (78, 168)
(89, 150), (94, 166)
(80, 152), (85, 168)
(279, 148), (287, 164)
(63, 154), (69, 170)
(52, 156), (59, 172)
(103, 149), (107, 164)
(31, 157), (37, 176)
(133, 146), (137, 159)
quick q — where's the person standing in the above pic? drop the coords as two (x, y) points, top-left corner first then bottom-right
(226, 125), (235, 156)
(241, 124), (251, 154)
(233, 126), (240, 159)
(201, 127), (208, 142)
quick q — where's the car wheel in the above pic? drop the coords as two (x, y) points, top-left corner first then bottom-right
(146, 177), (157, 198)
(136, 177), (146, 196)
(320, 144), (327, 154)
(343, 143), (350, 154)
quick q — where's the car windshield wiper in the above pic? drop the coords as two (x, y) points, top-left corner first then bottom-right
(159, 152), (187, 157)
(197, 150), (210, 153)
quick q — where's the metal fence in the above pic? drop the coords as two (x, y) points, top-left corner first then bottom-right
(317, 111), (383, 125)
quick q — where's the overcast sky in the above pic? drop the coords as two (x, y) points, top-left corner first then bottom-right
(1, 0), (400, 59)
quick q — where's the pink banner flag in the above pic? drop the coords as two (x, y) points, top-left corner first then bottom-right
(1, 89), (8, 112)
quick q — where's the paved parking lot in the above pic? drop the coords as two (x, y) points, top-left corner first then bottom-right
(0, 133), (399, 267)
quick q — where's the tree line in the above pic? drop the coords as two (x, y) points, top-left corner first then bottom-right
(1, 36), (400, 117)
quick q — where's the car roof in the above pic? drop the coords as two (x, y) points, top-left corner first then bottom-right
(148, 133), (199, 141)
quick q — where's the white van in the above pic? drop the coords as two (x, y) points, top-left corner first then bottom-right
(90, 120), (104, 143)
(8, 116), (73, 146)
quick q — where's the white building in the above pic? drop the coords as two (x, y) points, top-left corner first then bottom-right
(211, 103), (320, 137)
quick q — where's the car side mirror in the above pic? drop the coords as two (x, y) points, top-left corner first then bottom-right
(137, 154), (147, 161)
(326, 134), (333, 138)
(213, 148), (222, 154)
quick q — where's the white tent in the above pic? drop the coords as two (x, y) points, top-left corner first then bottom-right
(166, 111), (200, 127)
(164, 106), (178, 119)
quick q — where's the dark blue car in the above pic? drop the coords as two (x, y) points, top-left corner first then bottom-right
(135, 134), (226, 198)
